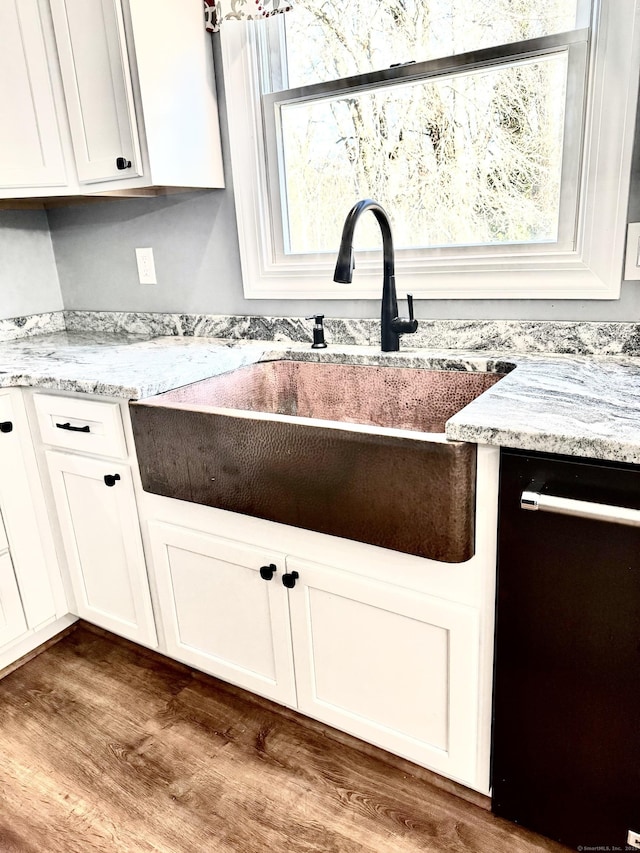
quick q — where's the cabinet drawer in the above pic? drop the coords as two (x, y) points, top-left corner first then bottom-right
(34, 394), (127, 458)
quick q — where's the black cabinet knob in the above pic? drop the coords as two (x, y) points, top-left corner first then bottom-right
(282, 571), (299, 589)
(0, 422), (13, 433)
(116, 157), (132, 170)
(104, 474), (121, 487)
(259, 563), (277, 581)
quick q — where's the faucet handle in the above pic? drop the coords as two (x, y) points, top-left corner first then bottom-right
(391, 293), (418, 336)
(407, 293), (414, 322)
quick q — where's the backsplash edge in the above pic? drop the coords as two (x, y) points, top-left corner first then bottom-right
(62, 311), (640, 355)
(0, 312), (66, 343)
(5, 311), (640, 355)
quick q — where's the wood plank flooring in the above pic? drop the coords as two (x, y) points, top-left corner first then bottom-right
(0, 626), (570, 853)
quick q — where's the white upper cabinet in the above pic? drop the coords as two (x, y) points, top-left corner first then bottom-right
(1, 0), (224, 198)
(125, 0), (224, 191)
(0, 0), (67, 189)
(49, 0), (142, 184)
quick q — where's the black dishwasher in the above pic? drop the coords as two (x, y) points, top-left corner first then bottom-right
(493, 449), (640, 850)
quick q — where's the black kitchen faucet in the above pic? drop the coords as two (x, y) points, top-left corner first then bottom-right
(333, 199), (418, 352)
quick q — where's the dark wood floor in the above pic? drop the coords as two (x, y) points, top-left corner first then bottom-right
(0, 626), (569, 853)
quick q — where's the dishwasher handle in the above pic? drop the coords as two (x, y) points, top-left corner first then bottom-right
(521, 488), (640, 528)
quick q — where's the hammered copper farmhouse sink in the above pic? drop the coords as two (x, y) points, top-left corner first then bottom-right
(130, 360), (502, 562)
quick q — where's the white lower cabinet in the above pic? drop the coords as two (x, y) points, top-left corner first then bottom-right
(149, 522), (296, 705)
(0, 551), (28, 648)
(45, 450), (156, 647)
(148, 520), (481, 786)
(0, 390), (66, 630)
(287, 556), (480, 783)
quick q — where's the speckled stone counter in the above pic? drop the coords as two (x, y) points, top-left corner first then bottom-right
(446, 356), (640, 464)
(0, 331), (504, 399)
(1, 328), (640, 465)
(0, 333), (267, 398)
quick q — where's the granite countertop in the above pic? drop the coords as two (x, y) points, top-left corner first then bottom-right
(0, 332), (503, 398)
(0, 333), (270, 399)
(2, 330), (640, 464)
(446, 357), (640, 464)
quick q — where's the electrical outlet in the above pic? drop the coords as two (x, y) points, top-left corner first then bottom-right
(628, 829), (640, 849)
(135, 247), (157, 285)
(624, 223), (640, 281)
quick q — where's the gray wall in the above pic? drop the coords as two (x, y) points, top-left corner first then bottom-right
(46, 40), (640, 323)
(0, 210), (63, 320)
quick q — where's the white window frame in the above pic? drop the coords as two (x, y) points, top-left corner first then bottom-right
(220, 0), (640, 300)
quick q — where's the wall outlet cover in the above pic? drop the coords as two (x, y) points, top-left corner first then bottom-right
(624, 223), (640, 281)
(135, 248), (157, 285)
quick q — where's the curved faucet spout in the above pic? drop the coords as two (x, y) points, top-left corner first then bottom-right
(333, 199), (417, 352)
(333, 199), (394, 284)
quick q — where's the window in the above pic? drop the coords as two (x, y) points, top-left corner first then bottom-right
(220, 0), (640, 299)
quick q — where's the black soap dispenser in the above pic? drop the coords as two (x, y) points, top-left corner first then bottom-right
(306, 314), (327, 348)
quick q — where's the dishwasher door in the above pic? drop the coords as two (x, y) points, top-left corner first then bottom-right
(493, 449), (640, 850)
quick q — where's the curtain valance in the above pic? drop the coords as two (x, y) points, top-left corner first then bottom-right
(204, 0), (292, 33)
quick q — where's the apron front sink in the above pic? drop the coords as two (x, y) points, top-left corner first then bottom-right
(130, 360), (503, 562)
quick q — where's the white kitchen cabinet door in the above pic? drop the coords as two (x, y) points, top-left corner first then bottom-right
(49, 0), (142, 183)
(0, 552), (27, 648)
(149, 522), (297, 706)
(0, 0), (67, 189)
(45, 450), (156, 647)
(0, 391), (64, 628)
(287, 557), (481, 786)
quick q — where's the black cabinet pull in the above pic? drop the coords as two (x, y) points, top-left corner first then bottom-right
(104, 474), (121, 487)
(116, 157), (132, 170)
(282, 571), (299, 589)
(259, 563), (277, 581)
(56, 422), (91, 433)
(0, 422), (12, 433)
